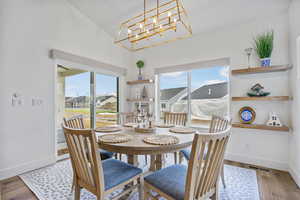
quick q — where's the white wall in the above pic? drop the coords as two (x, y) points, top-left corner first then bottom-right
(132, 12), (291, 171)
(0, 0), (132, 180)
(288, 0), (300, 187)
(0, 0), (298, 184)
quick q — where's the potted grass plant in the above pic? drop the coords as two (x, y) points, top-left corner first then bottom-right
(253, 30), (274, 67)
(136, 60), (144, 80)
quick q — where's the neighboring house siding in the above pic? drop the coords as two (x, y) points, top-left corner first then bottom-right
(65, 95), (117, 109)
(160, 87), (187, 112)
(65, 96), (89, 108)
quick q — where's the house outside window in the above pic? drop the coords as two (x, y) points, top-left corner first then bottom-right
(157, 66), (229, 127)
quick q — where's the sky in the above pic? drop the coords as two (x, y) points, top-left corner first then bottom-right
(65, 66), (228, 97)
(160, 66), (229, 90)
(65, 72), (117, 97)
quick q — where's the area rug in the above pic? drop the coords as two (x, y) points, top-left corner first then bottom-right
(20, 159), (260, 200)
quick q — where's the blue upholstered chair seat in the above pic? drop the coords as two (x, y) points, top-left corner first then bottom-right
(98, 149), (114, 160)
(145, 165), (187, 200)
(102, 159), (142, 191)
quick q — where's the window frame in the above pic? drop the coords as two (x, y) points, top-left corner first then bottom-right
(91, 72), (120, 128)
(155, 66), (230, 128)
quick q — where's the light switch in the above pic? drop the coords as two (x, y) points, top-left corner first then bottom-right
(12, 93), (23, 106)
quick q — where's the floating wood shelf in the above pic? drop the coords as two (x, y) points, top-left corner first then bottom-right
(126, 98), (154, 102)
(127, 79), (154, 85)
(232, 123), (290, 132)
(232, 96), (291, 101)
(231, 65), (292, 75)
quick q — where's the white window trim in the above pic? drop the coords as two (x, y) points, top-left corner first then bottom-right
(52, 50), (125, 160)
(155, 62), (230, 128)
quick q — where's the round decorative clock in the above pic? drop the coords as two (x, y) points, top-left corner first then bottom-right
(239, 106), (256, 124)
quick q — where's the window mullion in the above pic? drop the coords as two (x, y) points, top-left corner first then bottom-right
(187, 71), (191, 126)
(90, 72), (96, 129)
(155, 74), (160, 122)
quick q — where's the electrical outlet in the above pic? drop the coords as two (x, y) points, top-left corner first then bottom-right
(32, 98), (43, 106)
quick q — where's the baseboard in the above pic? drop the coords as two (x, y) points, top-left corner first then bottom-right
(0, 156), (56, 181)
(225, 153), (288, 171)
(289, 165), (300, 188)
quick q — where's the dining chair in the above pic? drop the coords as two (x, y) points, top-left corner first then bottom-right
(164, 112), (187, 126)
(163, 112), (187, 164)
(119, 112), (137, 125)
(63, 125), (144, 200)
(179, 115), (231, 188)
(144, 126), (231, 200)
(63, 115), (114, 160)
(119, 112), (149, 165)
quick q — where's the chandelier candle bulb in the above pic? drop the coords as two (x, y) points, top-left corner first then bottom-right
(153, 18), (157, 24)
(168, 11), (172, 24)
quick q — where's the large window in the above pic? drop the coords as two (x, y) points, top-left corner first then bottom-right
(159, 71), (188, 117)
(57, 65), (119, 133)
(64, 70), (91, 128)
(95, 73), (118, 127)
(157, 66), (229, 127)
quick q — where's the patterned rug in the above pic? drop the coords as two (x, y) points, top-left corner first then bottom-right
(20, 158), (260, 200)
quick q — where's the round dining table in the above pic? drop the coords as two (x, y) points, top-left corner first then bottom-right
(96, 127), (195, 171)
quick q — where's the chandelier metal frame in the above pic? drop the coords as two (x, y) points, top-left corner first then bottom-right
(114, 0), (192, 51)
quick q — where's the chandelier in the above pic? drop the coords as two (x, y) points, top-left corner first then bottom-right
(114, 0), (192, 51)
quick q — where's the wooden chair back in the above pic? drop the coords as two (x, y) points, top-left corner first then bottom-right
(119, 112), (137, 124)
(209, 115), (231, 133)
(163, 112), (187, 126)
(184, 127), (231, 200)
(63, 126), (105, 197)
(63, 115), (85, 129)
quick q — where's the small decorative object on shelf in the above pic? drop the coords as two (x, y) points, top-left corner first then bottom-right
(253, 30), (274, 67)
(135, 88), (141, 99)
(136, 60), (145, 80)
(245, 47), (253, 68)
(141, 86), (148, 99)
(247, 83), (270, 97)
(239, 106), (256, 124)
(266, 112), (282, 127)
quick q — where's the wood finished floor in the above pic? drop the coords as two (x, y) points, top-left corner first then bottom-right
(1, 159), (299, 200)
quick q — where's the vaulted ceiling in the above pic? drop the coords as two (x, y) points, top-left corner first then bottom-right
(68, 0), (290, 38)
